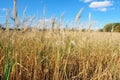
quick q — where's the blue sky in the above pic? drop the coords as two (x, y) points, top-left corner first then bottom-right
(0, 0), (120, 29)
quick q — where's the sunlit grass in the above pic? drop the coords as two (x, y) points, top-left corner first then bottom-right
(0, 31), (120, 80)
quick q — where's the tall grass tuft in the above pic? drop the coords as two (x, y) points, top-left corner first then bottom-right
(0, 31), (120, 80)
(1, 1), (120, 80)
(4, 53), (15, 80)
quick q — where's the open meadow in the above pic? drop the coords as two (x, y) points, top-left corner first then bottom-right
(0, 30), (120, 80)
(0, 0), (120, 80)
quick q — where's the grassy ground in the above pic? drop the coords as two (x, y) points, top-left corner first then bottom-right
(0, 30), (120, 80)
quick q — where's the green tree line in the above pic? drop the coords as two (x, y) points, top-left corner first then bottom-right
(103, 23), (120, 32)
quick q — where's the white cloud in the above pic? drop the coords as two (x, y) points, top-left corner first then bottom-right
(89, 1), (113, 11)
(89, 1), (112, 8)
(84, 0), (92, 3)
(80, 0), (92, 3)
(0, 8), (8, 11)
(98, 8), (107, 12)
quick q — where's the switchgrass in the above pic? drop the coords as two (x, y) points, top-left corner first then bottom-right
(0, 1), (120, 79)
(0, 31), (120, 80)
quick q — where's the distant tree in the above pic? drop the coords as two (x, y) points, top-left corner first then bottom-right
(113, 23), (120, 32)
(0, 24), (5, 30)
(103, 23), (120, 32)
(97, 29), (103, 32)
(81, 28), (86, 32)
(103, 23), (113, 32)
(0, 24), (2, 28)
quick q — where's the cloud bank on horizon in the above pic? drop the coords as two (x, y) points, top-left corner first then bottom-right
(80, 0), (113, 12)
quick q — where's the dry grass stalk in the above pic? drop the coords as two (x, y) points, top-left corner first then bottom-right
(13, 0), (17, 20)
(75, 8), (83, 23)
(1, 1), (120, 80)
(5, 11), (9, 31)
(57, 12), (64, 31)
(60, 12), (64, 24)
(13, 0), (20, 29)
(30, 16), (34, 26)
(1, 31), (120, 80)
(42, 6), (46, 31)
(22, 7), (28, 31)
(74, 8), (83, 30)
(87, 12), (92, 32)
(51, 16), (55, 32)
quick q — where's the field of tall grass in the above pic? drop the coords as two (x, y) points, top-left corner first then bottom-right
(0, 30), (120, 80)
(0, 0), (120, 80)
